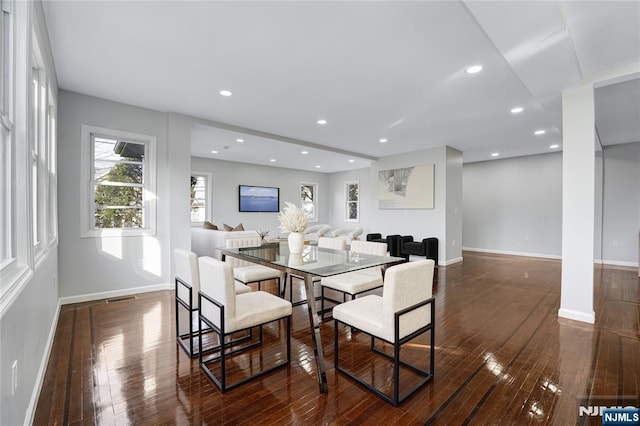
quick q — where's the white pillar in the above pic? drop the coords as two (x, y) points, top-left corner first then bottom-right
(559, 84), (596, 324)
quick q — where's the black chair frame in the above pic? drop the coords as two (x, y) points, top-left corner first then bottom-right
(198, 292), (291, 392)
(334, 297), (435, 406)
(176, 277), (252, 357)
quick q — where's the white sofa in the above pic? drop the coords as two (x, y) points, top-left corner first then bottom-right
(303, 224), (331, 243)
(191, 227), (259, 260)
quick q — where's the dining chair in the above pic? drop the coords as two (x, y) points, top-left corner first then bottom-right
(320, 240), (388, 320)
(174, 248), (202, 357)
(333, 259), (435, 406)
(282, 236), (347, 306)
(198, 257), (292, 392)
(224, 234), (282, 296)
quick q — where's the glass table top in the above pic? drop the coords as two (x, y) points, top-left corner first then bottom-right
(221, 242), (405, 277)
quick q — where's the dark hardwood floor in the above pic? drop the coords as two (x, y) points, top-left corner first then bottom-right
(33, 252), (639, 425)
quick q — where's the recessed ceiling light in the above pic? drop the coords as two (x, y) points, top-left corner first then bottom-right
(219, 90), (232, 97)
(301, 151), (308, 155)
(379, 138), (388, 143)
(491, 152), (500, 157)
(269, 158), (276, 162)
(466, 65), (483, 74)
(317, 119), (328, 125)
(211, 150), (218, 154)
(510, 107), (524, 114)
(550, 144), (560, 149)
(315, 165), (321, 169)
(235, 138), (244, 143)
(534, 130), (546, 135)
(348, 159), (355, 163)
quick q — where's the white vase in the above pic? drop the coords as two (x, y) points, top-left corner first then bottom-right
(288, 232), (304, 254)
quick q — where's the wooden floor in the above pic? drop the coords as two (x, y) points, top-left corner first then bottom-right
(34, 252), (640, 425)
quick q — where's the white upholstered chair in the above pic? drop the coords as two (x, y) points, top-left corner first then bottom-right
(282, 236), (347, 305)
(174, 248), (251, 358)
(224, 234), (281, 296)
(198, 257), (292, 392)
(320, 240), (388, 320)
(333, 259), (435, 406)
(174, 248), (202, 357)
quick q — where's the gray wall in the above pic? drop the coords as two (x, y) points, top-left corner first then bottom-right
(463, 152), (564, 257)
(326, 146), (463, 265)
(1, 2), (60, 425)
(57, 91), (172, 299)
(600, 142), (640, 264)
(190, 156), (329, 237)
(463, 144), (640, 266)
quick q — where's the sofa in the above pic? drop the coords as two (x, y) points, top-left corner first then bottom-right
(191, 227), (260, 260)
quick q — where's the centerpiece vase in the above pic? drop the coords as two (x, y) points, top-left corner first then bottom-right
(288, 232), (304, 254)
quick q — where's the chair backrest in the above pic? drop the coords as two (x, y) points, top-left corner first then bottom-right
(350, 240), (387, 256)
(198, 256), (236, 327)
(174, 248), (201, 307)
(318, 237), (347, 250)
(224, 234), (262, 268)
(382, 259), (435, 340)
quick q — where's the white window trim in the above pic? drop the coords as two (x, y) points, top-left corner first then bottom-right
(190, 171), (212, 226)
(80, 125), (157, 238)
(300, 181), (318, 223)
(344, 180), (359, 223)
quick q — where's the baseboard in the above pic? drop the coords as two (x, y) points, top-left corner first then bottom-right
(25, 299), (61, 426)
(558, 308), (595, 324)
(463, 247), (562, 260)
(59, 283), (173, 305)
(442, 257), (463, 266)
(594, 259), (638, 268)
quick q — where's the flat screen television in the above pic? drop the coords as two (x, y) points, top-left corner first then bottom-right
(239, 185), (280, 212)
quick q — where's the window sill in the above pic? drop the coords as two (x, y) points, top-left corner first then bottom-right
(81, 228), (157, 238)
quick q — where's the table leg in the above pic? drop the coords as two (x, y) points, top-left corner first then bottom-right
(303, 273), (328, 393)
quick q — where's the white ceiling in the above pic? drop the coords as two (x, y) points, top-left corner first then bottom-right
(43, 1), (640, 172)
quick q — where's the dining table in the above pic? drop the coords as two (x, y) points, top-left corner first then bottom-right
(220, 241), (405, 394)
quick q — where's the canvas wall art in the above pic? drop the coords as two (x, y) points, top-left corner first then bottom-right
(378, 164), (434, 209)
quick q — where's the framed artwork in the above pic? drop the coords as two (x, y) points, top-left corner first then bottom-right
(345, 181), (359, 222)
(300, 182), (318, 222)
(378, 164), (434, 209)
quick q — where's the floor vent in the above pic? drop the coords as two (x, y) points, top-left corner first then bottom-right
(105, 295), (137, 304)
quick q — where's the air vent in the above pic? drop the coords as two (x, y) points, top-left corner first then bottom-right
(105, 295), (136, 304)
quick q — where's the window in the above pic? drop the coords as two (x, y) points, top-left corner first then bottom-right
(300, 182), (317, 222)
(345, 181), (359, 222)
(190, 173), (210, 224)
(47, 100), (57, 244)
(81, 125), (156, 237)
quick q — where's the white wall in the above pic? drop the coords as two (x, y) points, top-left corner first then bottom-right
(191, 156), (330, 237)
(445, 146), (463, 262)
(57, 91), (172, 300)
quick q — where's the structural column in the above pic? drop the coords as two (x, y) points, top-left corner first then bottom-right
(559, 84), (596, 324)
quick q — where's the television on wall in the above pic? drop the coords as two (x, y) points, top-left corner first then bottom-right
(239, 185), (280, 212)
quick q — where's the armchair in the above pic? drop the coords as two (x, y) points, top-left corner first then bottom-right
(320, 240), (388, 320)
(198, 257), (292, 392)
(333, 259), (436, 406)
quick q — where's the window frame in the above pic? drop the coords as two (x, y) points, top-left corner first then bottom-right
(0, 0), (13, 270)
(345, 180), (359, 222)
(80, 125), (157, 238)
(300, 181), (318, 223)
(190, 171), (211, 226)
